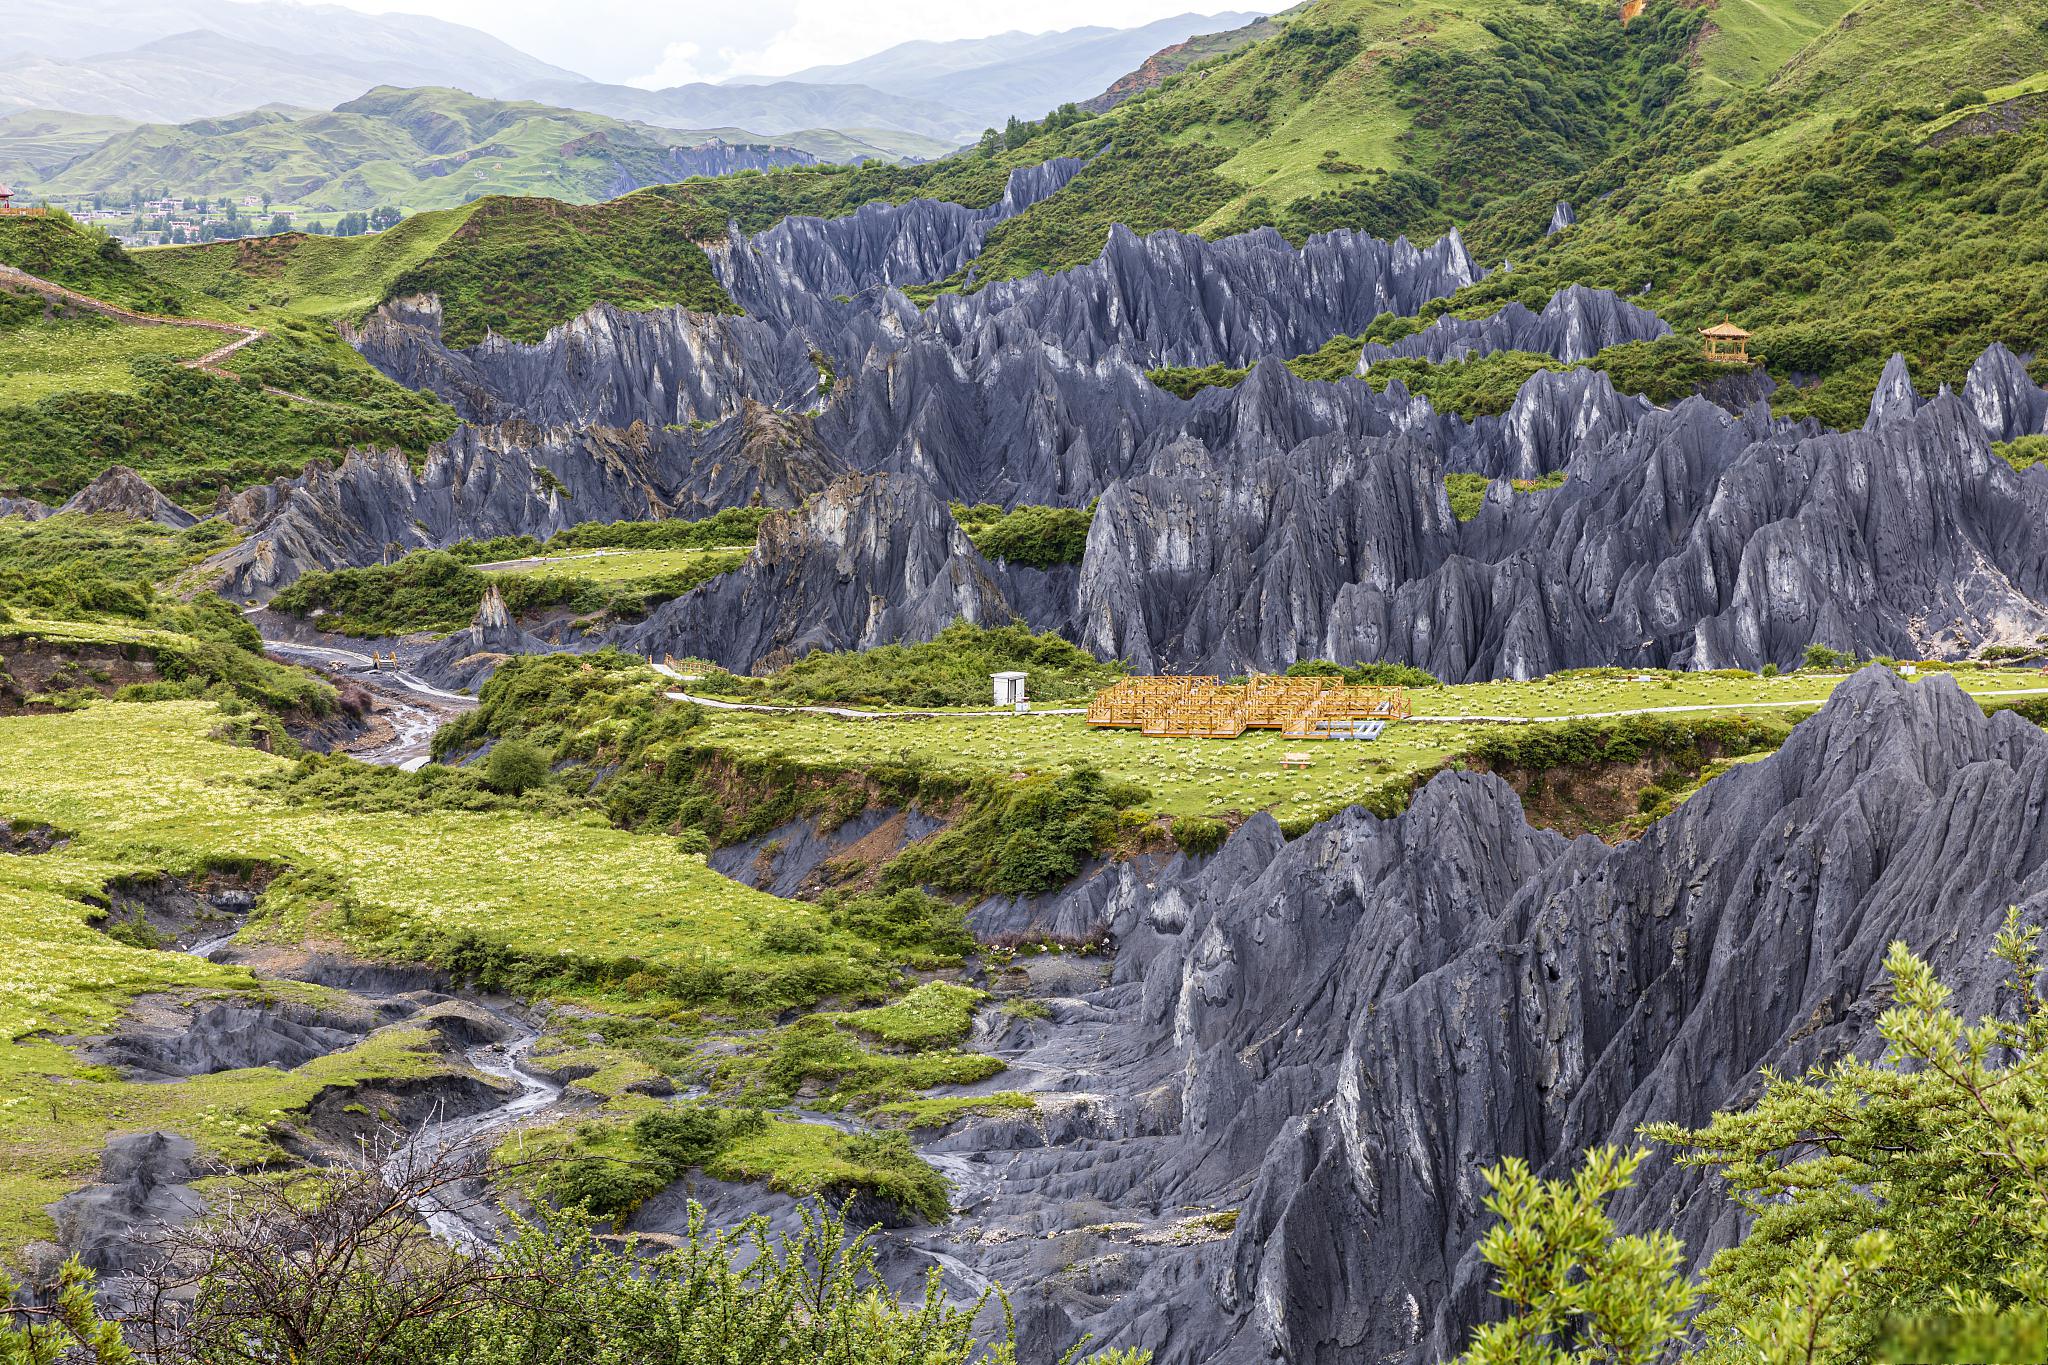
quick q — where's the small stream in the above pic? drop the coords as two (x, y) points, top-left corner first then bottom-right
(235, 629), (1028, 1280)
(384, 1025), (563, 1249)
(261, 636), (474, 771)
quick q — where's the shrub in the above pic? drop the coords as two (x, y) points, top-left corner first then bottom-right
(484, 738), (552, 794)
(1171, 815), (1229, 857)
(1801, 643), (1858, 671)
(950, 502), (1094, 568)
(1842, 211), (1896, 243)
(882, 767), (1148, 899)
(1444, 472), (1491, 521)
(1284, 659), (1441, 687)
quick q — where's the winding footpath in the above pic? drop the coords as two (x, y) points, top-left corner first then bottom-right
(0, 264), (342, 406)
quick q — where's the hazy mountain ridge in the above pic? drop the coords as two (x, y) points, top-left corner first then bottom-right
(751, 12), (1266, 128)
(33, 87), (827, 211)
(0, 0), (589, 124)
(506, 77), (984, 145)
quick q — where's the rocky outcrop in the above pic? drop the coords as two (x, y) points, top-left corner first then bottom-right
(927, 223), (1484, 368)
(414, 583), (554, 690)
(0, 495), (51, 521)
(619, 472), (1010, 670)
(1546, 199), (1576, 234)
(53, 1133), (207, 1278)
(891, 669), (2048, 1364)
(1357, 284), (1669, 367)
(57, 465), (197, 528)
(203, 413), (842, 601)
(1962, 341), (2048, 442)
(1064, 354), (2048, 676)
(348, 295), (839, 427)
(714, 158), (1087, 323)
(814, 329), (1181, 505)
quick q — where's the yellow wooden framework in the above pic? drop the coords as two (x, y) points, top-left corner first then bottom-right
(1700, 320), (1751, 365)
(1086, 675), (1412, 739)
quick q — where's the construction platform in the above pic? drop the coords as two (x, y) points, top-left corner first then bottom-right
(1084, 675), (1412, 740)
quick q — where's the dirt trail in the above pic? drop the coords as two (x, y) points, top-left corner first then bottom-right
(0, 262), (341, 406)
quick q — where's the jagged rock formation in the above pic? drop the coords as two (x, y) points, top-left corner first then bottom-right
(925, 224), (1483, 368)
(348, 296), (838, 427)
(814, 330), (1181, 505)
(879, 669), (2048, 1364)
(1067, 360), (2048, 676)
(232, 156), (2048, 680)
(414, 582), (553, 690)
(204, 412), (841, 600)
(714, 158), (1087, 322)
(619, 472), (1010, 670)
(1546, 199), (1576, 234)
(57, 465), (197, 528)
(1358, 284), (1668, 367)
(1962, 340), (2048, 442)
(0, 495), (51, 521)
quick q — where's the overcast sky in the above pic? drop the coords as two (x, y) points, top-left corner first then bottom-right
(312, 0), (1290, 87)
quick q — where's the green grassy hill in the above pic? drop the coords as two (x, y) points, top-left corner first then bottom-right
(1770, 0), (2048, 114)
(0, 108), (138, 184)
(0, 213), (457, 506)
(126, 153), (1013, 346)
(37, 86), (835, 213)
(1690, 0), (1860, 94)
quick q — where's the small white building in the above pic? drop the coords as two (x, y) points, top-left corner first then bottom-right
(992, 671), (1029, 712)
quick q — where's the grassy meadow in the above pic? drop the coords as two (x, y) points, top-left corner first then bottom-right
(684, 665), (2048, 825)
(0, 318), (223, 403)
(481, 546), (746, 586)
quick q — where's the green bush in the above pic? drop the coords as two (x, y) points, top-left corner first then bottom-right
(950, 502), (1094, 568)
(1801, 643), (1858, 671)
(823, 888), (975, 960)
(1842, 210), (1896, 243)
(1443, 472), (1491, 521)
(484, 738), (552, 795)
(693, 620), (1125, 709)
(1284, 659), (1442, 687)
(1171, 815), (1230, 856)
(882, 766), (1147, 898)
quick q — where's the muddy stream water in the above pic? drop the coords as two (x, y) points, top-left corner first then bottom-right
(192, 636), (1035, 1278)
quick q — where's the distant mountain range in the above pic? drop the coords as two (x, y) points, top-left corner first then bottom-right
(0, 0), (588, 123)
(1, 0), (1271, 146)
(743, 12), (1262, 129)
(506, 79), (984, 146)
(29, 87), (844, 212)
(0, 3), (1282, 212)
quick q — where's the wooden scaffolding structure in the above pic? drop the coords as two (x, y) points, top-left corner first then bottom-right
(1085, 675), (1412, 739)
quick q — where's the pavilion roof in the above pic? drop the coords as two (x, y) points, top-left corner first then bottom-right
(1700, 320), (1751, 339)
